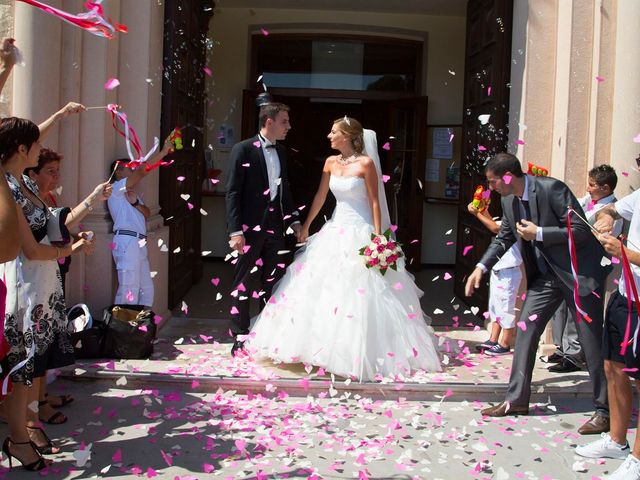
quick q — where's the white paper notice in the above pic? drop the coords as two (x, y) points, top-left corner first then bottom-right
(432, 127), (453, 159)
(426, 158), (440, 183)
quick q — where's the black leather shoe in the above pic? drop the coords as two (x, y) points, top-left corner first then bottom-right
(540, 352), (564, 364)
(548, 358), (581, 373)
(578, 413), (610, 435)
(231, 340), (246, 357)
(481, 401), (529, 417)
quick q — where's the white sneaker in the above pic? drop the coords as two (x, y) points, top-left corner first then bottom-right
(606, 454), (640, 480)
(575, 432), (629, 459)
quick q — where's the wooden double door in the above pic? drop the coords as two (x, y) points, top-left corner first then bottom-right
(241, 91), (428, 267)
(454, 0), (514, 307)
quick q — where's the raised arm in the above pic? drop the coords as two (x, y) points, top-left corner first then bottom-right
(65, 181), (113, 231)
(0, 38), (17, 98)
(362, 156), (381, 235)
(299, 159), (332, 242)
(125, 140), (173, 190)
(0, 167), (20, 261)
(38, 102), (85, 142)
(468, 202), (500, 235)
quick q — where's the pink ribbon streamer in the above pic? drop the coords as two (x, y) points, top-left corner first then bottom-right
(566, 209), (593, 323)
(619, 236), (640, 356)
(17, 0), (127, 39)
(107, 104), (159, 165)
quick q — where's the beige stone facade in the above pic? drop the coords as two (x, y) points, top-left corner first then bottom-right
(1, 0), (638, 319)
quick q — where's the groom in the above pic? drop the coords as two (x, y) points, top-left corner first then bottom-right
(225, 102), (301, 356)
(465, 153), (611, 435)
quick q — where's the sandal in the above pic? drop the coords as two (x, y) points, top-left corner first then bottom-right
(2, 437), (50, 470)
(37, 400), (68, 425)
(26, 426), (60, 455)
(45, 393), (74, 409)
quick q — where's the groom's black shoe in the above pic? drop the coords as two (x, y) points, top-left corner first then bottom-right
(231, 340), (246, 357)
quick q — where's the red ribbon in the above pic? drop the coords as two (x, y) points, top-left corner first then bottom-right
(107, 104), (143, 161)
(17, 0), (127, 39)
(619, 236), (640, 355)
(566, 209), (592, 323)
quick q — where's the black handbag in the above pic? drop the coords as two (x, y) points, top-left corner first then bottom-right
(68, 304), (106, 359)
(102, 304), (157, 359)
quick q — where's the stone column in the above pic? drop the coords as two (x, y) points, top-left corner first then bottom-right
(12, 0), (170, 320)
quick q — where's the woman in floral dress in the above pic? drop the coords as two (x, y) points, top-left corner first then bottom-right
(0, 110), (101, 470)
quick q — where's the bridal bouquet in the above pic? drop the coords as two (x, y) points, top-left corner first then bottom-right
(359, 229), (404, 275)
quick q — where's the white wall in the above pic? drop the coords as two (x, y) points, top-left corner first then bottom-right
(205, 6), (467, 264)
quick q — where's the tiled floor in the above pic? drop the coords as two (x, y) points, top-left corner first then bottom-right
(176, 259), (481, 329)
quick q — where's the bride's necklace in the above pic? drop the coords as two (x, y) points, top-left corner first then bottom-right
(337, 153), (358, 166)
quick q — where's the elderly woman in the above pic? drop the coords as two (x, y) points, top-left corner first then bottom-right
(0, 108), (108, 470)
(24, 147), (111, 425)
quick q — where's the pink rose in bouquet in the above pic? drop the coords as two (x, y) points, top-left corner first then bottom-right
(358, 228), (404, 276)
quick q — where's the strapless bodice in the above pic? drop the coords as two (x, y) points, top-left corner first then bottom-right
(329, 175), (372, 226)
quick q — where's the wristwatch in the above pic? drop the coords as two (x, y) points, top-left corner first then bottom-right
(83, 200), (93, 211)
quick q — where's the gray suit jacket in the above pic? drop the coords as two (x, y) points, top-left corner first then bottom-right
(479, 175), (611, 296)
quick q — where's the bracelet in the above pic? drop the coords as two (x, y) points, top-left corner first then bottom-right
(83, 200), (93, 211)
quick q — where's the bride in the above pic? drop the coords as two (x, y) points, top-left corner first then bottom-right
(246, 117), (442, 381)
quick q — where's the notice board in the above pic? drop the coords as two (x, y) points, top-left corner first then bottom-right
(424, 125), (462, 201)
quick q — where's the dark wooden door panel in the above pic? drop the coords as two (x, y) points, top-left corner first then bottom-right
(454, 0), (513, 308)
(160, 0), (214, 308)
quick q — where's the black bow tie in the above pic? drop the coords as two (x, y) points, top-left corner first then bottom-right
(265, 144), (277, 149)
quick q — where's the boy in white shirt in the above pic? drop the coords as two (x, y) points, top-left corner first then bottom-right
(107, 142), (172, 307)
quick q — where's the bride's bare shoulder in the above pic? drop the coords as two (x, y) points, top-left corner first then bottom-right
(325, 155), (339, 169)
(359, 155), (374, 168)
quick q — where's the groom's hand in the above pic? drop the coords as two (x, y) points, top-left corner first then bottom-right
(465, 267), (484, 297)
(229, 234), (245, 254)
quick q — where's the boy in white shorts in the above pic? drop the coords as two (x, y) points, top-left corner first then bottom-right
(468, 202), (523, 356)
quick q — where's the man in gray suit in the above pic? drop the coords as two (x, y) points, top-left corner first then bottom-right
(465, 153), (611, 435)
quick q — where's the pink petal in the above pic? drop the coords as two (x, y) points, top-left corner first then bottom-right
(252, 141), (261, 148)
(517, 321), (527, 331)
(528, 313), (538, 321)
(211, 277), (220, 286)
(382, 174), (390, 183)
(595, 75), (605, 82)
(463, 245), (475, 256)
(516, 139), (525, 145)
(203, 66), (212, 77)
(261, 28), (269, 36)
(177, 176), (185, 182)
(633, 133), (640, 143)
(382, 142), (391, 151)
(443, 272), (452, 280)
(622, 171), (629, 177)
(487, 86), (492, 96)
(104, 78), (120, 90)
(112, 448), (122, 462)
(478, 145), (487, 151)
(503, 174), (513, 184)
(230, 306), (239, 315)
(203, 463), (215, 473)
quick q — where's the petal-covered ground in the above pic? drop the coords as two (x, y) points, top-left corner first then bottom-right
(0, 381), (627, 479)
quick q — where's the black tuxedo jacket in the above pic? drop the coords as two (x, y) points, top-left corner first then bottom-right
(479, 175), (611, 296)
(225, 135), (298, 235)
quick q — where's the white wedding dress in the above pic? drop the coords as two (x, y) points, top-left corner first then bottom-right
(247, 174), (442, 381)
